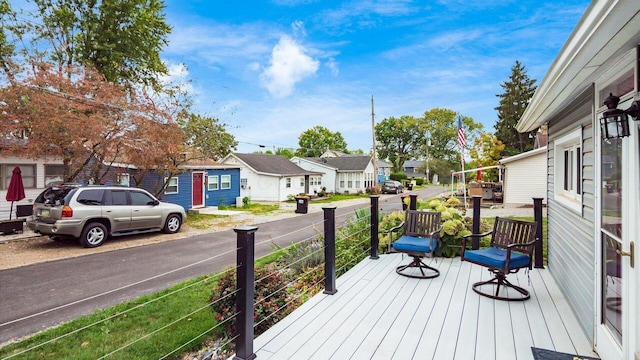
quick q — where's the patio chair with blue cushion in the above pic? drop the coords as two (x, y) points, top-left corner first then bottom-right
(389, 210), (442, 279)
(461, 217), (537, 301)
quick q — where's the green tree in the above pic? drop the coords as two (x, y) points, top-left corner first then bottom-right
(468, 132), (505, 181)
(422, 108), (484, 172)
(296, 126), (348, 157)
(375, 115), (426, 172)
(275, 147), (296, 159)
(26, 0), (171, 88)
(494, 60), (537, 156)
(180, 113), (238, 161)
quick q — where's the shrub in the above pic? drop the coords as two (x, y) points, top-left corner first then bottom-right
(242, 196), (250, 206)
(377, 211), (404, 253)
(276, 238), (324, 276)
(390, 172), (408, 181)
(414, 178), (424, 186)
(209, 266), (300, 337)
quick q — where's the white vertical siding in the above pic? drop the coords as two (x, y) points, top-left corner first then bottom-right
(501, 149), (547, 207)
(0, 155), (63, 219)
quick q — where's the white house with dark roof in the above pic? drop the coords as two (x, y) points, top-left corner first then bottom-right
(221, 153), (321, 202)
(291, 155), (375, 194)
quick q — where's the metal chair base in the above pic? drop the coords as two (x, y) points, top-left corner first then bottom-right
(472, 270), (529, 301)
(396, 256), (440, 279)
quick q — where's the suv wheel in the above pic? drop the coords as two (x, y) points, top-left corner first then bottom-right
(162, 214), (182, 234)
(79, 222), (108, 248)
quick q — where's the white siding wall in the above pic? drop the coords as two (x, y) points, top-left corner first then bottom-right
(502, 151), (547, 207)
(0, 155), (63, 219)
(290, 158), (335, 193)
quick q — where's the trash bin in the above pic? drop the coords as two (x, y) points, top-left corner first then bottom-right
(406, 183), (413, 191)
(294, 196), (309, 214)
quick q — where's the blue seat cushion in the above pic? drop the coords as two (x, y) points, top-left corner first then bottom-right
(463, 247), (530, 270)
(392, 235), (437, 253)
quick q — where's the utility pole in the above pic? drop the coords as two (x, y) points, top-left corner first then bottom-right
(426, 134), (430, 184)
(371, 95), (378, 187)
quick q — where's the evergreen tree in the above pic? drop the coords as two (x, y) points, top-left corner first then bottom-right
(494, 61), (537, 156)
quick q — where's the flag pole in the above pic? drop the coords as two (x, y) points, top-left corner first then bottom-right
(457, 114), (467, 208)
(461, 149), (467, 208)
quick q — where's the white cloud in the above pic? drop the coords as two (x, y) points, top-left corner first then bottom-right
(326, 58), (339, 76)
(260, 35), (320, 98)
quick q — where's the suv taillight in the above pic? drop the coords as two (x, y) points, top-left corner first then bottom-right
(61, 205), (73, 218)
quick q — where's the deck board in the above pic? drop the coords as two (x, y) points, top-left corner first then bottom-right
(252, 255), (599, 360)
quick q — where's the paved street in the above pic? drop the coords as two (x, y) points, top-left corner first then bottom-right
(0, 187), (446, 346)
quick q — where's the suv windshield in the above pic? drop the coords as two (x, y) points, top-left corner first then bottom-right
(34, 186), (77, 206)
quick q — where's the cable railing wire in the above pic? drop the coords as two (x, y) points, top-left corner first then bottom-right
(2, 265), (239, 359)
(3, 198), (381, 359)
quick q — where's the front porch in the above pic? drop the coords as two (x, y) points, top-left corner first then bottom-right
(252, 254), (598, 359)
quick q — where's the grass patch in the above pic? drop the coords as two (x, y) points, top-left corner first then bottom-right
(0, 275), (219, 359)
(307, 193), (370, 203)
(219, 203), (280, 215)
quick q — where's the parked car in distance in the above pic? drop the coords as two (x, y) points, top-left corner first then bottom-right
(27, 185), (187, 248)
(381, 180), (404, 194)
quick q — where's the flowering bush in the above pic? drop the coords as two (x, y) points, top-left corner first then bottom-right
(209, 266), (300, 337)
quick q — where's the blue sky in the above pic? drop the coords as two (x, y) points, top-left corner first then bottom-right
(13, 0), (592, 154)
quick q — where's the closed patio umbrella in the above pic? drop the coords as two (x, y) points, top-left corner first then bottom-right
(6, 167), (26, 219)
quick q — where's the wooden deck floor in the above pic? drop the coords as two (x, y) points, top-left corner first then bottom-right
(252, 254), (599, 360)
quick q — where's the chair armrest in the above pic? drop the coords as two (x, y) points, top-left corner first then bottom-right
(385, 221), (405, 252)
(462, 230), (492, 239)
(386, 221), (405, 234)
(429, 224), (443, 239)
(460, 230), (492, 251)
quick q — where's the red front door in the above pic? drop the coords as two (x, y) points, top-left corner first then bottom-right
(192, 173), (204, 207)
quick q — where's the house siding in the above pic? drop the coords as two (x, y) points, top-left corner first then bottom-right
(547, 98), (595, 341)
(290, 158), (335, 193)
(0, 156), (63, 219)
(500, 149), (547, 207)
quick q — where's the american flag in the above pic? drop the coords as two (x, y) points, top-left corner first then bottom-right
(457, 117), (465, 148)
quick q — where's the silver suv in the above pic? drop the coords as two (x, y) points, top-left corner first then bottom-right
(27, 185), (187, 248)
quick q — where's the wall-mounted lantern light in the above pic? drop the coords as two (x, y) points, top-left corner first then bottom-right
(600, 93), (640, 139)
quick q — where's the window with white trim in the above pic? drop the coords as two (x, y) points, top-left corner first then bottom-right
(286, 178), (291, 188)
(221, 175), (231, 189)
(300, 177), (304, 187)
(165, 177), (179, 194)
(44, 164), (65, 187)
(208, 175), (218, 190)
(310, 176), (321, 186)
(3, 164), (35, 189)
(116, 173), (130, 187)
(554, 128), (582, 212)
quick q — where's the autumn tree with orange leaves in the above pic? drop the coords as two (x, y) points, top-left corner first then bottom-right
(0, 62), (188, 196)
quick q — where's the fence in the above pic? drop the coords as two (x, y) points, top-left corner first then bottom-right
(0, 195), (544, 359)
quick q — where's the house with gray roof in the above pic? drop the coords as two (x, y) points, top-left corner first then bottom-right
(221, 153), (321, 202)
(291, 155), (375, 194)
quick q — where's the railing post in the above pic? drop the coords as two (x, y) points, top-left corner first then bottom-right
(409, 194), (418, 210)
(234, 226), (258, 360)
(323, 207), (338, 295)
(472, 195), (482, 250)
(533, 197), (544, 269)
(370, 195), (380, 260)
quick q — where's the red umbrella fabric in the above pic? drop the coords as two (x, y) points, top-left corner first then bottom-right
(6, 167), (26, 219)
